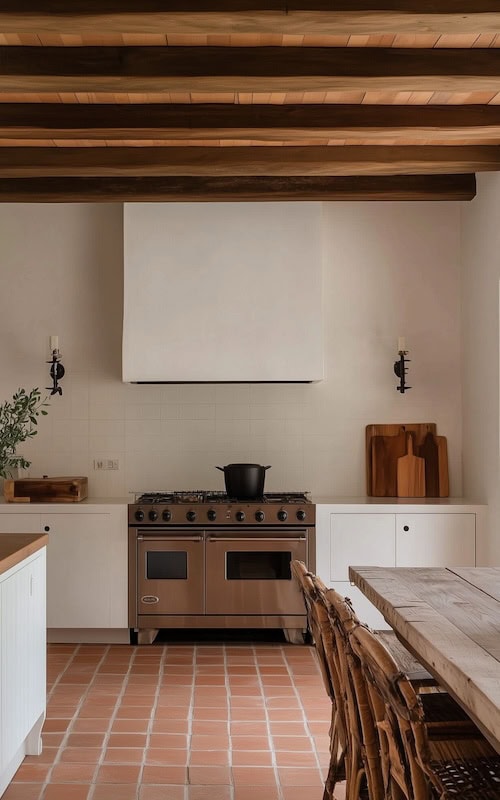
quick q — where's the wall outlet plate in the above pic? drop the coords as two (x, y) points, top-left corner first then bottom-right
(94, 459), (119, 471)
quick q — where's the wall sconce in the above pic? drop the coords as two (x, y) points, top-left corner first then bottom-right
(46, 335), (65, 396)
(394, 336), (411, 394)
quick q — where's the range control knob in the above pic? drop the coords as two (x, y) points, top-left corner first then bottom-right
(255, 510), (265, 522)
(207, 509), (217, 522)
(277, 509), (288, 522)
(148, 509), (158, 521)
(135, 509), (145, 522)
(162, 509), (172, 522)
(186, 510), (197, 522)
(296, 509), (306, 521)
(235, 511), (245, 522)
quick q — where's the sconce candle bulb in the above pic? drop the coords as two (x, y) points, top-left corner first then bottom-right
(49, 335), (59, 353)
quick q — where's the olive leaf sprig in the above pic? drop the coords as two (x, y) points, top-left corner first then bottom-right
(0, 388), (49, 479)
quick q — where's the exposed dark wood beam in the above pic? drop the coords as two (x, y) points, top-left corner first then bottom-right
(0, 145), (497, 176)
(0, 2), (498, 35)
(3, 104), (500, 144)
(1, 47), (500, 94)
(0, 174), (476, 202)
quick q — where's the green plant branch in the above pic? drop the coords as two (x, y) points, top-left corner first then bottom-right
(0, 388), (49, 479)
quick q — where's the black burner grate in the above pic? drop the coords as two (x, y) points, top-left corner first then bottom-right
(134, 491), (311, 504)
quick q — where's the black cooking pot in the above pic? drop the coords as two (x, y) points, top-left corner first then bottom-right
(216, 463), (271, 500)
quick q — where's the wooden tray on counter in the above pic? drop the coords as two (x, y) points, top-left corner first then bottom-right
(366, 424), (449, 498)
(4, 476), (88, 503)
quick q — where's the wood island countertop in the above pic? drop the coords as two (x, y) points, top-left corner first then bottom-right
(0, 533), (48, 577)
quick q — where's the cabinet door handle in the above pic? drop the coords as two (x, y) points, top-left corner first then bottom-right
(44, 526), (50, 532)
(403, 525), (409, 532)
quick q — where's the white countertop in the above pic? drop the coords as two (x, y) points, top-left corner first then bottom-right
(0, 495), (486, 509)
(0, 496), (130, 509)
(312, 496), (485, 507)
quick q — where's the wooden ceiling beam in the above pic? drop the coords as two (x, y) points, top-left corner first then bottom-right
(0, 174), (476, 202)
(2, 104), (500, 144)
(0, 2), (498, 35)
(0, 145), (497, 176)
(0, 47), (500, 94)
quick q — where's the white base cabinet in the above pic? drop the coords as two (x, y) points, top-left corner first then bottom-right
(316, 502), (482, 630)
(0, 549), (46, 798)
(0, 504), (128, 642)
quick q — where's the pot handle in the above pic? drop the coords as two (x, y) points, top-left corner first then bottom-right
(264, 465), (272, 470)
(215, 466), (225, 471)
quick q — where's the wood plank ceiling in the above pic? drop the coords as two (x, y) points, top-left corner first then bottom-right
(1, 2), (500, 200)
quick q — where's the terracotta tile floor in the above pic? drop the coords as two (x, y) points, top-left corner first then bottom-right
(5, 641), (347, 800)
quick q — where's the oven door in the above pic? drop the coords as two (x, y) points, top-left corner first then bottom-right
(137, 533), (204, 615)
(205, 529), (307, 615)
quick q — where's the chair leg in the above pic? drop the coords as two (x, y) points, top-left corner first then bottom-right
(323, 735), (346, 799)
(345, 741), (365, 800)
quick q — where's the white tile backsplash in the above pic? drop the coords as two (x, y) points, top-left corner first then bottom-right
(0, 202), (463, 497)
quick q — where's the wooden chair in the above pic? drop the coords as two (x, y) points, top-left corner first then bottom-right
(290, 560), (346, 799)
(291, 562), (437, 800)
(349, 622), (500, 800)
(325, 586), (386, 800)
(293, 568), (403, 799)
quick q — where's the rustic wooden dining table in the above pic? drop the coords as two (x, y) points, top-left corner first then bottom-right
(348, 565), (500, 753)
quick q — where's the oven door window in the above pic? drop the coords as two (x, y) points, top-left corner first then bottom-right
(146, 551), (187, 580)
(226, 551), (291, 580)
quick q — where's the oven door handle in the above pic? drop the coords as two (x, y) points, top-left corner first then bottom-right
(137, 535), (203, 542)
(207, 536), (306, 543)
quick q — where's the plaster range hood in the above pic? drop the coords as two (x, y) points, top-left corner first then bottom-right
(122, 202), (324, 383)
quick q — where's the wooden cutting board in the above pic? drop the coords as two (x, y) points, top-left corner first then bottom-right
(397, 434), (425, 498)
(366, 423), (437, 496)
(418, 432), (440, 497)
(4, 476), (88, 503)
(371, 428), (407, 497)
(435, 435), (449, 498)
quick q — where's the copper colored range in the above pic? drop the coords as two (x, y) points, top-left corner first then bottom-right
(128, 491), (315, 644)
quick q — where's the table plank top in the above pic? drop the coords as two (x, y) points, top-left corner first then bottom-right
(348, 565), (500, 753)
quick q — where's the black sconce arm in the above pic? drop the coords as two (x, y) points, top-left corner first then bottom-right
(394, 351), (411, 394)
(46, 352), (65, 396)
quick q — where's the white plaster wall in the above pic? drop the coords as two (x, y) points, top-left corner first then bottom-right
(461, 173), (500, 565)
(0, 201), (462, 499)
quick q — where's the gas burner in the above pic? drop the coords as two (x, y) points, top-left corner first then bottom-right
(135, 491), (209, 504)
(263, 493), (311, 504)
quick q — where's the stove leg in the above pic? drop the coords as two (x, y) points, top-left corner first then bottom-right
(283, 628), (306, 645)
(137, 628), (159, 645)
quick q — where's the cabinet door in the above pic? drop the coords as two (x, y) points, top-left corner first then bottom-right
(43, 513), (127, 628)
(330, 514), (395, 581)
(396, 514), (476, 568)
(0, 514), (41, 534)
(0, 551), (46, 771)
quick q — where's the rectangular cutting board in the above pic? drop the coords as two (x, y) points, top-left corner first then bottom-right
(4, 476), (88, 503)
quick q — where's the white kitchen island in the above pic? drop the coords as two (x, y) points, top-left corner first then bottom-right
(0, 533), (47, 797)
